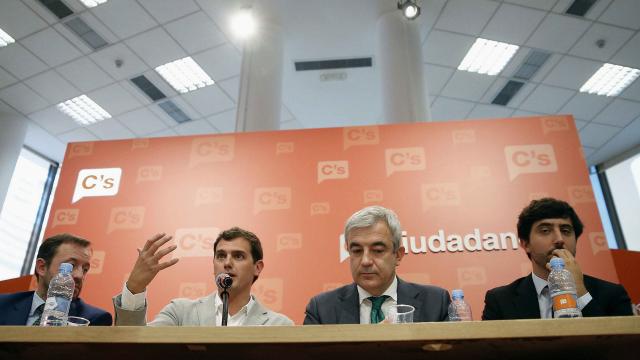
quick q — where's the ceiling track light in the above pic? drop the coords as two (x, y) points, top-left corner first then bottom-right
(398, 0), (421, 20)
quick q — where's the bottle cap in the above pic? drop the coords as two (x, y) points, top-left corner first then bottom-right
(549, 257), (565, 269)
(452, 289), (464, 299)
(59, 262), (73, 274)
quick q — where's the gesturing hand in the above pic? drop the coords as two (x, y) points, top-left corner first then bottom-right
(126, 233), (179, 294)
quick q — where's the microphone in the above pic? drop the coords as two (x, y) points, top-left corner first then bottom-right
(216, 273), (233, 289)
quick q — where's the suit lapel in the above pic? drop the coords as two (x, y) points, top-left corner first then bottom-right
(245, 298), (269, 326)
(514, 275), (541, 319)
(396, 278), (421, 310)
(196, 293), (217, 326)
(336, 284), (359, 324)
(5, 291), (34, 325)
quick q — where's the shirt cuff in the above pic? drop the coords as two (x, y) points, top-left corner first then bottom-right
(577, 292), (592, 311)
(121, 282), (147, 311)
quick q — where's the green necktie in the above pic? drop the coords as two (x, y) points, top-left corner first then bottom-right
(368, 295), (390, 324)
(32, 303), (45, 326)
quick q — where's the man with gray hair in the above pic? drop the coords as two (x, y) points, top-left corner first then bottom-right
(303, 206), (450, 324)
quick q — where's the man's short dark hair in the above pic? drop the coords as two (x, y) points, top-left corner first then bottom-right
(35, 233), (91, 279)
(517, 198), (584, 245)
(214, 227), (263, 263)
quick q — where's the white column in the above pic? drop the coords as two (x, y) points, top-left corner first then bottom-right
(376, 11), (431, 123)
(0, 113), (28, 211)
(235, 23), (284, 132)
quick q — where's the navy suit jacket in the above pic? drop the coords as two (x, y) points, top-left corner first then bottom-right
(303, 277), (450, 324)
(0, 291), (112, 326)
(482, 274), (633, 320)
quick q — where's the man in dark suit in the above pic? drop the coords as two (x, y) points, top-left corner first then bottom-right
(482, 198), (632, 320)
(304, 206), (450, 324)
(0, 233), (112, 326)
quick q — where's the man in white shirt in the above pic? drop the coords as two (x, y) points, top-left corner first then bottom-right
(112, 227), (293, 326)
(482, 198), (633, 319)
(303, 206), (450, 324)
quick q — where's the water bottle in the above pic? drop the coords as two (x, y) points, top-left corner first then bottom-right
(447, 289), (472, 321)
(41, 263), (75, 326)
(548, 257), (582, 318)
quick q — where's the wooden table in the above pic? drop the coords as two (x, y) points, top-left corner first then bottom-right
(2, 317), (639, 359)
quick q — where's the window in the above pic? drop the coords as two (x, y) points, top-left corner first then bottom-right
(604, 151), (640, 251)
(0, 148), (58, 281)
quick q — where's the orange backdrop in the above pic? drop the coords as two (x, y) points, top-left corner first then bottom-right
(43, 115), (618, 324)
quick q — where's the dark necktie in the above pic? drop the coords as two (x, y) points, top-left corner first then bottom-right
(32, 303), (45, 326)
(368, 295), (390, 324)
(542, 285), (554, 319)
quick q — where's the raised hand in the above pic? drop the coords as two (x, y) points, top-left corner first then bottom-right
(547, 249), (587, 296)
(126, 233), (179, 294)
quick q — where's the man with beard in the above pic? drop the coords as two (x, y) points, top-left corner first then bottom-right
(112, 227), (292, 326)
(482, 198), (633, 320)
(0, 233), (112, 326)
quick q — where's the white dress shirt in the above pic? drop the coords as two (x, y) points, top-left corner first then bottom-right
(120, 283), (255, 326)
(531, 273), (592, 318)
(357, 277), (398, 324)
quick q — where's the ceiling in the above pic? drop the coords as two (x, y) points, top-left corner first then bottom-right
(0, 0), (639, 166)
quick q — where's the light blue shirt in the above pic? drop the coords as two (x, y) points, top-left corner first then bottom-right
(26, 293), (45, 326)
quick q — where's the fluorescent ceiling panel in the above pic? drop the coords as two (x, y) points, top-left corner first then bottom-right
(155, 57), (214, 94)
(458, 38), (519, 76)
(57, 95), (112, 125)
(580, 63), (640, 97)
(0, 27), (15, 47)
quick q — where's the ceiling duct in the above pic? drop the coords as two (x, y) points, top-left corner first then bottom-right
(491, 80), (525, 106)
(64, 17), (108, 50)
(38, 0), (74, 19)
(131, 75), (166, 102)
(158, 100), (191, 123)
(295, 57), (372, 71)
(565, 0), (598, 17)
(513, 50), (551, 81)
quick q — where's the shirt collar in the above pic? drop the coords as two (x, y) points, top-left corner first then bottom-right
(214, 292), (255, 316)
(357, 276), (398, 304)
(30, 292), (46, 316)
(531, 273), (549, 296)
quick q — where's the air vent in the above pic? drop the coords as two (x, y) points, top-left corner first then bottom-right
(38, 0), (74, 19)
(131, 75), (166, 101)
(565, 0), (597, 16)
(159, 100), (190, 123)
(295, 57), (372, 71)
(513, 50), (551, 81)
(64, 17), (108, 50)
(492, 80), (525, 106)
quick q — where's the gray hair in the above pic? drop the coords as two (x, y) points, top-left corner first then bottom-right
(344, 206), (402, 251)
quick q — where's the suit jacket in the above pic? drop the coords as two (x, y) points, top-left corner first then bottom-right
(482, 273), (633, 320)
(0, 291), (112, 326)
(112, 292), (293, 326)
(303, 277), (450, 324)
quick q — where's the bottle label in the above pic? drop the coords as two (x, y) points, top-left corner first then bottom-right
(44, 296), (71, 313)
(552, 293), (577, 311)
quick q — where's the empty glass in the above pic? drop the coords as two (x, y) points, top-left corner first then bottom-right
(386, 304), (415, 323)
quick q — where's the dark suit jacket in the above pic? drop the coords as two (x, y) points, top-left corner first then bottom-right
(482, 274), (633, 320)
(0, 291), (112, 326)
(303, 277), (450, 324)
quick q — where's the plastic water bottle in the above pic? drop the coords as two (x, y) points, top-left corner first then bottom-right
(548, 257), (582, 318)
(40, 263), (75, 326)
(447, 289), (472, 321)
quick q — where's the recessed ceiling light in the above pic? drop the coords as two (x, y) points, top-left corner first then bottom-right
(79, 0), (108, 7)
(155, 57), (214, 94)
(0, 27), (15, 47)
(579, 63), (640, 97)
(57, 95), (112, 126)
(230, 9), (257, 40)
(458, 38), (519, 76)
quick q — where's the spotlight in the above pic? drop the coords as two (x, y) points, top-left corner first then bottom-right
(398, 0), (421, 20)
(230, 8), (256, 40)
